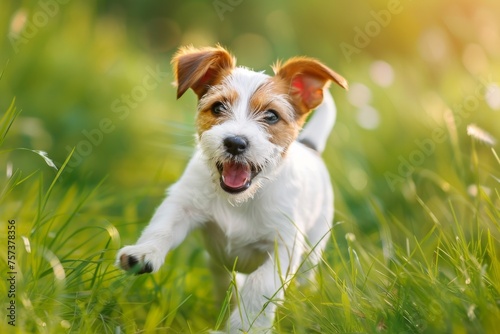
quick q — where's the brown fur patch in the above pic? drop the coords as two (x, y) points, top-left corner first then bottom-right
(273, 57), (348, 112)
(196, 85), (239, 135)
(248, 78), (302, 150)
(172, 45), (235, 99)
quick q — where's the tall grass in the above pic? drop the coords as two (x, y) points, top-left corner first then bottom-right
(1, 97), (499, 334)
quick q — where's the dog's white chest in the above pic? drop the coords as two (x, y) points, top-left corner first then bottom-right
(200, 189), (291, 272)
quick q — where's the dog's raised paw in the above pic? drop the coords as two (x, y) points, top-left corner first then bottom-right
(119, 253), (153, 274)
(116, 245), (160, 274)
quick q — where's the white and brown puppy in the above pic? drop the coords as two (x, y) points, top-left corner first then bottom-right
(116, 45), (347, 333)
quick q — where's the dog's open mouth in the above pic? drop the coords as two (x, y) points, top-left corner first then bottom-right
(217, 161), (260, 194)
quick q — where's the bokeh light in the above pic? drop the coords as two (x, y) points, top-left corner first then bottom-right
(369, 60), (394, 87)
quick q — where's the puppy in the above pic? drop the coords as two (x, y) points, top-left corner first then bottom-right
(116, 45), (347, 333)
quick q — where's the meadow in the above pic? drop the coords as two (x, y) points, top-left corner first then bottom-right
(1, 0), (500, 333)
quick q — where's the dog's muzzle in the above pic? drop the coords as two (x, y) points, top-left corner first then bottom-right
(217, 136), (260, 194)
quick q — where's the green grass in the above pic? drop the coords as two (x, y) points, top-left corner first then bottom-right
(1, 88), (499, 334)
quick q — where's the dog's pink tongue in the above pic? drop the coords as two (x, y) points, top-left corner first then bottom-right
(222, 162), (251, 189)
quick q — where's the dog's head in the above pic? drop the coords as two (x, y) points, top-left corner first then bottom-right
(172, 45), (347, 202)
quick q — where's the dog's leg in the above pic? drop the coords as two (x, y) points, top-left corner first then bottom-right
(226, 242), (302, 333)
(116, 155), (208, 274)
(116, 198), (194, 273)
(298, 216), (333, 287)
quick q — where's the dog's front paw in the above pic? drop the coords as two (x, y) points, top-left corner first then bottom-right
(116, 245), (164, 274)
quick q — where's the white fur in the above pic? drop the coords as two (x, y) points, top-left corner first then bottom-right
(116, 67), (336, 333)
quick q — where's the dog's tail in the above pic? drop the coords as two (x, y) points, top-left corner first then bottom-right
(297, 88), (336, 154)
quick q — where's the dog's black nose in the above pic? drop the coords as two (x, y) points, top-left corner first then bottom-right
(224, 136), (248, 155)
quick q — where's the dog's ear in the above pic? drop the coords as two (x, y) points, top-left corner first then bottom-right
(172, 45), (235, 99)
(274, 57), (348, 112)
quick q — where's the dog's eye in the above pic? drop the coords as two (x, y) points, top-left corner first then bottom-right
(211, 102), (226, 115)
(263, 110), (279, 124)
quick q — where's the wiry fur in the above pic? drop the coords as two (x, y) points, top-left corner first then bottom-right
(116, 46), (347, 333)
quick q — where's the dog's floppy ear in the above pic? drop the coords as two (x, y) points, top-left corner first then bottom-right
(172, 45), (235, 99)
(274, 57), (348, 112)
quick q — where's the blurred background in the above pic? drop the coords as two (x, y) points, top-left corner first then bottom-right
(1, 0), (499, 237)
